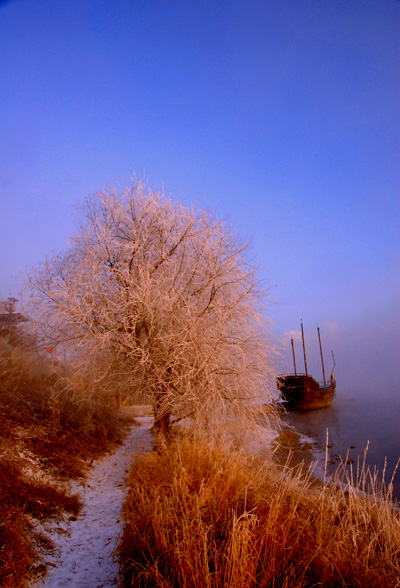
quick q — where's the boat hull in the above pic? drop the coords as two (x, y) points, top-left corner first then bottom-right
(276, 374), (335, 411)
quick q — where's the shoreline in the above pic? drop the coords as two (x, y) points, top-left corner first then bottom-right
(272, 422), (400, 509)
(271, 426), (328, 481)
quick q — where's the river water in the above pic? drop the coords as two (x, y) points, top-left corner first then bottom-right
(281, 392), (400, 501)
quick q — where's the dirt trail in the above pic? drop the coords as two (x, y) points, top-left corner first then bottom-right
(32, 418), (153, 588)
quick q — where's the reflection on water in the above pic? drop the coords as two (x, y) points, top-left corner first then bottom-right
(281, 394), (400, 500)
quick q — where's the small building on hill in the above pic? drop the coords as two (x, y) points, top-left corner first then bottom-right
(0, 296), (28, 327)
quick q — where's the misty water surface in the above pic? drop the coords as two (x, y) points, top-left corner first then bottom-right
(282, 392), (400, 501)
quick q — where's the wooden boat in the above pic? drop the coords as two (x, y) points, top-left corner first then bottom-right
(277, 322), (336, 411)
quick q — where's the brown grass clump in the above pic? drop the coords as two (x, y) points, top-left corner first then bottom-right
(118, 435), (400, 588)
(0, 336), (128, 474)
(0, 455), (80, 588)
(0, 333), (132, 588)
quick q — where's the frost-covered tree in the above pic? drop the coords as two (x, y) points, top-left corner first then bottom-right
(27, 180), (276, 438)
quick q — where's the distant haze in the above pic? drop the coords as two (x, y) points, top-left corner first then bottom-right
(278, 303), (400, 401)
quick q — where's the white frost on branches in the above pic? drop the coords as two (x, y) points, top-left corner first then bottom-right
(26, 180), (277, 435)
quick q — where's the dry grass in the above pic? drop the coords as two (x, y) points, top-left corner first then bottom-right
(0, 455), (80, 588)
(118, 434), (400, 588)
(0, 332), (132, 588)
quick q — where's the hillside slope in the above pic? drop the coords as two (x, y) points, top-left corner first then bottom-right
(0, 332), (131, 588)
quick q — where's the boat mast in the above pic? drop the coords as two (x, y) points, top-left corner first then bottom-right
(317, 326), (326, 385)
(291, 338), (297, 375)
(301, 320), (308, 375)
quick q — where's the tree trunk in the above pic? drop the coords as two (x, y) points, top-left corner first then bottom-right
(153, 390), (172, 441)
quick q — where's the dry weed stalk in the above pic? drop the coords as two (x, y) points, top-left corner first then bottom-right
(118, 435), (400, 588)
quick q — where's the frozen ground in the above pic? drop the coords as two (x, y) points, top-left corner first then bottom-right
(31, 418), (153, 588)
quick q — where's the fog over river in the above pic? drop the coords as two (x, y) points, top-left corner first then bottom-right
(276, 308), (400, 500)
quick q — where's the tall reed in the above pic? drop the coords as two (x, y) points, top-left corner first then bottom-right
(118, 434), (400, 588)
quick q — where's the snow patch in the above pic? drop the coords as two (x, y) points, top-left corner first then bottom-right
(30, 420), (154, 588)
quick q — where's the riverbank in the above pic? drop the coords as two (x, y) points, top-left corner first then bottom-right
(0, 335), (134, 588)
(118, 431), (400, 587)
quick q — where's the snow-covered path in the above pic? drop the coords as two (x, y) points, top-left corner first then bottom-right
(32, 419), (153, 588)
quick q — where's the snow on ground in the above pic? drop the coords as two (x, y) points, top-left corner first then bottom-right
(31, 418), (154, 588)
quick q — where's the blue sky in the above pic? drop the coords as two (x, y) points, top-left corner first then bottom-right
(0, 0), (399, 391)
